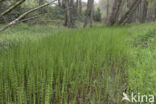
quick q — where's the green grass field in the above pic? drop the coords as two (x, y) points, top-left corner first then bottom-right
(0, 23), (155, 104)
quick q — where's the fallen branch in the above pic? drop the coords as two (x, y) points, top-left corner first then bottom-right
(0, 0), (56, 32)
(0, 0), (26, 18)
(19, 12), (50, 22)
(20, 15), (39, 22)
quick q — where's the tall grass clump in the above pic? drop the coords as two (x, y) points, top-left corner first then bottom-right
(0, 26), (131, 104)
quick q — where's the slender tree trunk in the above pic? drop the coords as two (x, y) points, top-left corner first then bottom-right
(108, 0), (123, 26)
(83, 0), (94, 28)
(70, 0), (74, 24)
(118, 0), (142, 25)
(90, 1), (94, 27)
(64, 0), (69, 26)
(64, 0), (73, 27)
(58, 0), (61, 6)
(140, 0), (148, 23)
(62, 0), (66, 8)
(79, 0), (82, 14)
(126, 0), (136, 23)
(106, 0), (110, 21)
(155, 3), (156, 21)
(83, 0), (91, 28)
(149, 7), (153, 22)
(126, 0), (132, 23)
(76, 0), (79, 15)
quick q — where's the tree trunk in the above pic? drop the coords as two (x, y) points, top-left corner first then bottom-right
(139, 0), (148, 23)
(108, 0), (123, 26)
(83, 0), (94, 28)
(83, 0), (90, 28)
(70, 0), (74, 24)
(64, 0), (73, 27)
(76, 0), (79, 15)
(64, 0), (69, 26)
(58, 0), (61, 6)
(126, 0), (136, 23)
(90, 0), (94, 27)
(118, 0), (142, 25)
(106, 0), (110, 21)
(79, 0), (82, 14)
(155, 3), (156, 21)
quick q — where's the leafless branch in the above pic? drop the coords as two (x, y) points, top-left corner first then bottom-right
(20, 15), (39, 22)
(0, 0), (26, 18)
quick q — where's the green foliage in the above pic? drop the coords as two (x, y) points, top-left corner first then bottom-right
(94, 8), (102, 22)
(23, 0), (38, 8)
(127, 23), (156, 100)
(128, 46), (156, 96)
(147, 0), (156, 8)
(133, 30), (156, 47)
(48, 6), (65, 20)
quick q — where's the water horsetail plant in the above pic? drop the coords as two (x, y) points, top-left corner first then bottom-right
(0, 26), (132, 104)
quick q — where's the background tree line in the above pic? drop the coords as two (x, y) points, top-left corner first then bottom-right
(99, 0), (156, 24)
(0, 0), (156, 32)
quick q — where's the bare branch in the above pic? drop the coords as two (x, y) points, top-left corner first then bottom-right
(0, 0), (26, 18)
(20, 15), (39, 22)
(0, 0), (57, 32)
